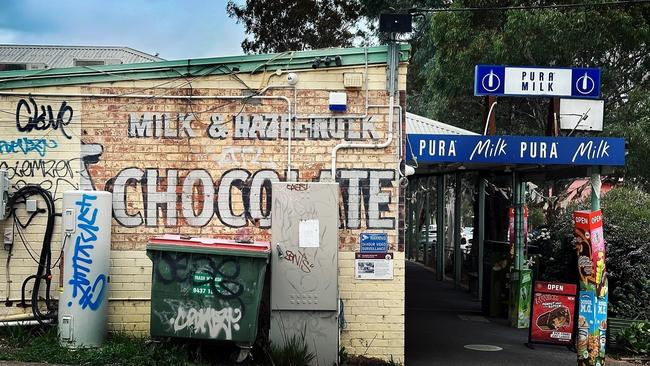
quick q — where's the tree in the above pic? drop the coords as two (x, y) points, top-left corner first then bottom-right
(226, 0), (364, 54)
(539, 187), (650, 319)
(417, 1), (650, 169)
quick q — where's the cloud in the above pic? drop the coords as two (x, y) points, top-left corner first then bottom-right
(0, 0), (246, 60)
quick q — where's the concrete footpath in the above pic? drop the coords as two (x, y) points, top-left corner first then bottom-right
(406, 261), (580, 366)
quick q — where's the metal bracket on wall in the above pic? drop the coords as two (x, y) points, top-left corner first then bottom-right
(385, 42), (399, 93)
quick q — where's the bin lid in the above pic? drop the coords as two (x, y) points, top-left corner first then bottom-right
(147, 234), (270, 258)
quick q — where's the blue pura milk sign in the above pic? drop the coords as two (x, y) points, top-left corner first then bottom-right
(475, 65), (600, 98)
(407, 135), (625, 166)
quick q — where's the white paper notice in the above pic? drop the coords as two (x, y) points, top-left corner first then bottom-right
(299, 219), (320, 247)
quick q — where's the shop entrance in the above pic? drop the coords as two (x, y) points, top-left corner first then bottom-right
(403, 169), (589, 365)
(402, 124), (624, 364)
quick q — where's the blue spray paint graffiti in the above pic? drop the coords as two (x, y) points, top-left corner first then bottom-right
(0, 137), (58, 157)
(68, 193), (107, 310)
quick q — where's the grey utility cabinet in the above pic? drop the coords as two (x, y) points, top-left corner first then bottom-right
(270, 182), (339, 366)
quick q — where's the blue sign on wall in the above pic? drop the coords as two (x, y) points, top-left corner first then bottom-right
(360, 233), (388, 253)
(407, 134), (625, 166)
(475, 65), (601, 99)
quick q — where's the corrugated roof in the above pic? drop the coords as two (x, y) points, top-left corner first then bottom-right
(0, 44), (164, 68)
(406, 112), (478, 135)
(0, 44), (411, 90)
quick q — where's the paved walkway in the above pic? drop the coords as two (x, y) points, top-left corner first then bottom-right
(405, 261), (579, 366)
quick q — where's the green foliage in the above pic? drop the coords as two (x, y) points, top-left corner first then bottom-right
(538, 186), (650, 320)
(419, 1), (650, 180)
(536, 200), (585, 283)
(339, 346), (349, 364)
(0, 326), (201, 366)
(600, 188), (650, 319)
(345, 354), (403, 366)
(616, 321), (650, 355)
(226, 0), (364, 53)
(269, 331), (315, 366)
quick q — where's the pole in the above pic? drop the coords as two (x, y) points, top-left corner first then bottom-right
(478, 177), (485, 303)
(546, 97), (560, 137)
(515, 175), (526, 271)
(406, 184), (413, 260)
(436, 175), (445, 281)
(483, 96), (497, 135)
(415, 188), (424, 262)
(591, 166), (601, 211)
(454, 173), (462, 288)
(425, 178), (431, 266)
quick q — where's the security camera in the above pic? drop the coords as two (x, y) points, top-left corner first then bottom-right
(287, 72), (299, 85)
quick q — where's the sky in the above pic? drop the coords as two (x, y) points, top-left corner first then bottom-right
(0, 0), (247, 60)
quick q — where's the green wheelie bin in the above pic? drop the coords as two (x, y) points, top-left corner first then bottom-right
(146, 234), (270, 357)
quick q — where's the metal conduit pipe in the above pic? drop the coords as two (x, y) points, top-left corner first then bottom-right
(0, 319), (52, 327)
(1, 320), (50, 327)
(0, 313), (39, 322)
(330, 99), (397, 179)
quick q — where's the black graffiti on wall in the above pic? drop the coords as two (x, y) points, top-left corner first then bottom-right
(154, 252), (245, 313)
(16, 97), (74, 139)
(0, 142), (104, 196)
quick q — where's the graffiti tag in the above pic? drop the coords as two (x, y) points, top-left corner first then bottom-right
(68, 193), (107, 310)
(284, 250), (315, 273)
(16, 97), (73, 139)
(169, 305), (242, 340)
(0, 138), (58, 157)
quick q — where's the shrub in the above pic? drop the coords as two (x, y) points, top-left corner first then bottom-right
(601, 187), (650, 320)
(537, 186), (650, 320)
(269, 331), (315, 366)
(616, 321), (650, 355)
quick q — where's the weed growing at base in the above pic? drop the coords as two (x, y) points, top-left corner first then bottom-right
(0, 326), (201, 366)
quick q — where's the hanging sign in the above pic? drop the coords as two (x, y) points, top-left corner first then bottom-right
(528, 281), (577, 345)
(475, 65), (601, 98)
(407, 134), (625, 166)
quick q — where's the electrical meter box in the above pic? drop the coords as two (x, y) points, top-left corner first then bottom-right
(0, 169), (9, 220)
(270, 182), (339, 366)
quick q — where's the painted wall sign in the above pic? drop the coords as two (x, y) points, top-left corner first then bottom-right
(528, 281), (577, 346)
(360, 233), (388, 253)
(474, 65), (601, 98)
(407, 134), (625, 166)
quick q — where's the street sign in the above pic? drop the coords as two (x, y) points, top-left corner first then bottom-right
(475, 65), (601, 99)
(360, 233), (388, 253)
(406, 134), (625, 166)
(559, 99), (604, 131)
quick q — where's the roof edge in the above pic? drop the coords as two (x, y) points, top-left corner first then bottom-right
(0, 44), (410, 90)
(0, 44), (163, 61)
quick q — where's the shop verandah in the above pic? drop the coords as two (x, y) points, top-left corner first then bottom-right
(402, 113), (625, 364)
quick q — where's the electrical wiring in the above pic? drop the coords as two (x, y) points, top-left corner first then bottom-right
(50, 233), (68, 270)
(7, 185), (57, 324)
(12, 208), (42, 229)
(410, 0), (650, 14)
(0, 65), (262, 136)
(0, 63), (225, 118)
(12, 215), (41, 265)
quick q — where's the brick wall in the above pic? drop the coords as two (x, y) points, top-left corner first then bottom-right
(0, 64), (407, 362)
